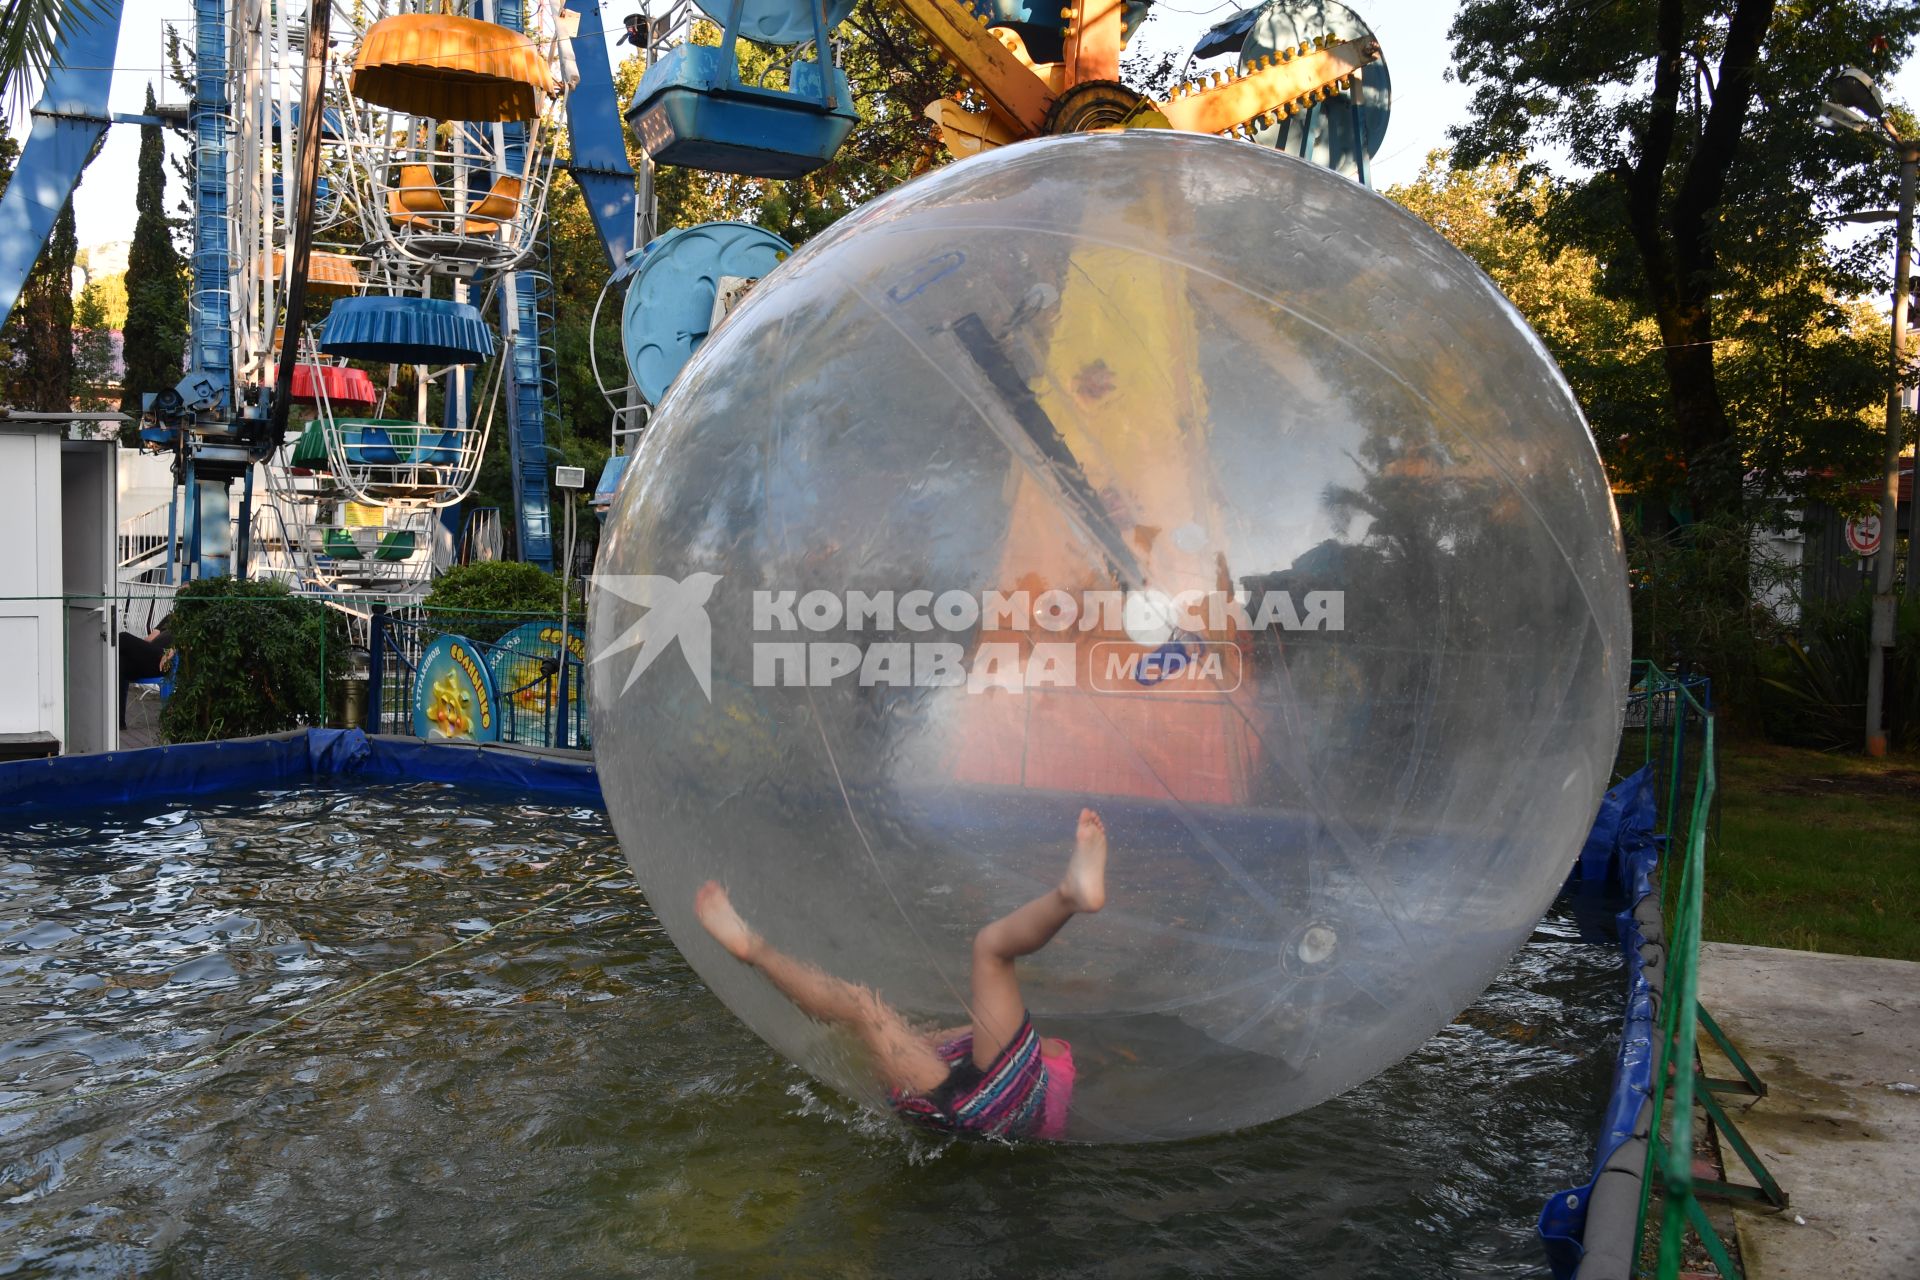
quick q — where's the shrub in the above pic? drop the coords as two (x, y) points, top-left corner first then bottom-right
(160, 577), (348, 743)
(422, 561), (581, 615)
(417, 561), (584, 646)
(1625, 514), (1792, 713)
(1760, 594), (1920, 751)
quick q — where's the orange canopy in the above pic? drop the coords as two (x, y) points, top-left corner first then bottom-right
(271, 250), (362, 295)
(352, 14), (550, 123)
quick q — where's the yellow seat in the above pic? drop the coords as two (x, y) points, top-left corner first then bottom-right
(465, 175), (522, 228)
(388, 162), (448, 230)
(387, 167), (519, 237)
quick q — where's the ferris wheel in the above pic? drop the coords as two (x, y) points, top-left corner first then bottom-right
(230, 1), (579, 595)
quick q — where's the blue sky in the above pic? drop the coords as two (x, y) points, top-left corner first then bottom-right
(25, 0), (1920, 253)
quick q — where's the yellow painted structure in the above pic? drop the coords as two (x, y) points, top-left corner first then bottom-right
(352, 14), (550, 123)
(889, 0), (1379, 156)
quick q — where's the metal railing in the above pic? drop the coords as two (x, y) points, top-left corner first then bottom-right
(1635, 666), (1785, 1277)
(1629, 663), (1784, 1278)
(1543, 662), (1785, 1280)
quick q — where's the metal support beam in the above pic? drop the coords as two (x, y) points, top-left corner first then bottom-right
(562, 0), (639, 269)
(0, 1), (126, 330)
(494, 0), (555, 569)
(181, 0), (234, 422)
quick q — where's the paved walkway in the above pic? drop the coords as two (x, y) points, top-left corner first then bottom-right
(1696, 942), (1920, 1280)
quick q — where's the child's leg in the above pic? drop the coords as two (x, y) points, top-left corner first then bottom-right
(967, 808), (1108, 1069)
(695, 882), (950, 1095)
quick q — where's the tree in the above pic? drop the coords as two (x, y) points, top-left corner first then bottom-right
(1388, 152), (1666, 487)
(71, 275), (115, 413)
(0, 0), (105, 115)
(1387, 150), (1886, 514)
(121, 84), (187, 415)
(78, 267), (126, 327)
(1, 197), (75, 411)
(1447, 1), (1920, 523)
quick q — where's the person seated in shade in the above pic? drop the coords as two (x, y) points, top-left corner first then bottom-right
(118, 614), (175, 728)
(694, 808), (1109, 1140)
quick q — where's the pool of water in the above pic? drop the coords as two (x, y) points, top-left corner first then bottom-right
(0, 784), (1619, 1278)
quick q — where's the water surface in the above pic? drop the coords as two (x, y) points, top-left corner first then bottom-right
(0, 785), (1618, 1277)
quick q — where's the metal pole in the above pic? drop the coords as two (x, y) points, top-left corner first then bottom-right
(265, 0), (332, 451)
(368, 603), (387, 732)
(1904, 271), (1918, 603)
(557, 492), (575, 745)
(1866, 140), (1916, 757)
(235, 465), (254, 578)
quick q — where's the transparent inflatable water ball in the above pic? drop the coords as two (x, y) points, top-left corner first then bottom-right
(591, 133), (1628, 1142)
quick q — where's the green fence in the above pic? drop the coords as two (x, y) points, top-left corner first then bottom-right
(1632, 662), (1785, 1279)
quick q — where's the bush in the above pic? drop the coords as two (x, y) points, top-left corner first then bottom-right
(160, 577), (348, 743)
(1626, 514), (1790, 712)
(1759, 594), (1920, 751)
(422, 561), (581, 615)
(418, 561), (583, 645)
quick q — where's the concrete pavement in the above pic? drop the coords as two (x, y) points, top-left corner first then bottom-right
(1695, 942), (1920, 1280)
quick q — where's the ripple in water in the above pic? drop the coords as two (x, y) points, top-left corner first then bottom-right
(0, 784), (1619, 1277)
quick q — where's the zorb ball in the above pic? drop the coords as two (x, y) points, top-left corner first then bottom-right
(590, 132), (1628, 1142)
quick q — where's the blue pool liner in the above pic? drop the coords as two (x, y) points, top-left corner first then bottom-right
(0, 728), (602, 811)
(1538, 765), (1663, 1279)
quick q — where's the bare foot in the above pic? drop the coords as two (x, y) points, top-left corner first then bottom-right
(1061, 808), (1108, 913)
(695, 881), (759, 962)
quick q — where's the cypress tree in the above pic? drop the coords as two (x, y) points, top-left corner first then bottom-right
(121, 85), (187, 415)
(71, 276), (115, 413)
(2, 198), (76, 412)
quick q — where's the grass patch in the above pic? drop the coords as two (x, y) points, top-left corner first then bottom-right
(1705, 735), (1920, 961)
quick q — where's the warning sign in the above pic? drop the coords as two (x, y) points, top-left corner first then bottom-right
(1845, 514), (1882, 558)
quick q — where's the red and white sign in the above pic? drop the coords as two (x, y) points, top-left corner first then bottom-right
(1846, 514), (1882, 557)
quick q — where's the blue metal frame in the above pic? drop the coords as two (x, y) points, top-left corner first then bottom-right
(561, 0), (639, 270)
(0, 1), (126, 329)
(483, 0), (557, 570)
(184, 0), (234, 420)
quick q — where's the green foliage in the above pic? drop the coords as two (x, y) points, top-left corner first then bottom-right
(122, 85), (187, 416)
(1625, 514), (1796, 713)
(424, 561), (582, 616)
(160, 577), (348, 743)
(78, 268), (126, 327)
(1758, 595), (1920, 751)
(1447, 1), (1920, 522)
(1387, 153), (1667, 487)
(1, 198), (76, 411)
(71, 276), (115, 414)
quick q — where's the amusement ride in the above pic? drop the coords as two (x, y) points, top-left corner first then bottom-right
(0, 0), (1389, 742)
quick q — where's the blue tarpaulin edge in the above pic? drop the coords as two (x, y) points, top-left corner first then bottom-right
(1537, 765), (1663, 1279)
(0, 729), (601, 811)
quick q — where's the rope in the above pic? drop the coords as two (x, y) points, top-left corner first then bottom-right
(0, 868), (628, 1118)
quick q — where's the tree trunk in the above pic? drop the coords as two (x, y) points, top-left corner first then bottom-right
(1651, 291), (1741, 521)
